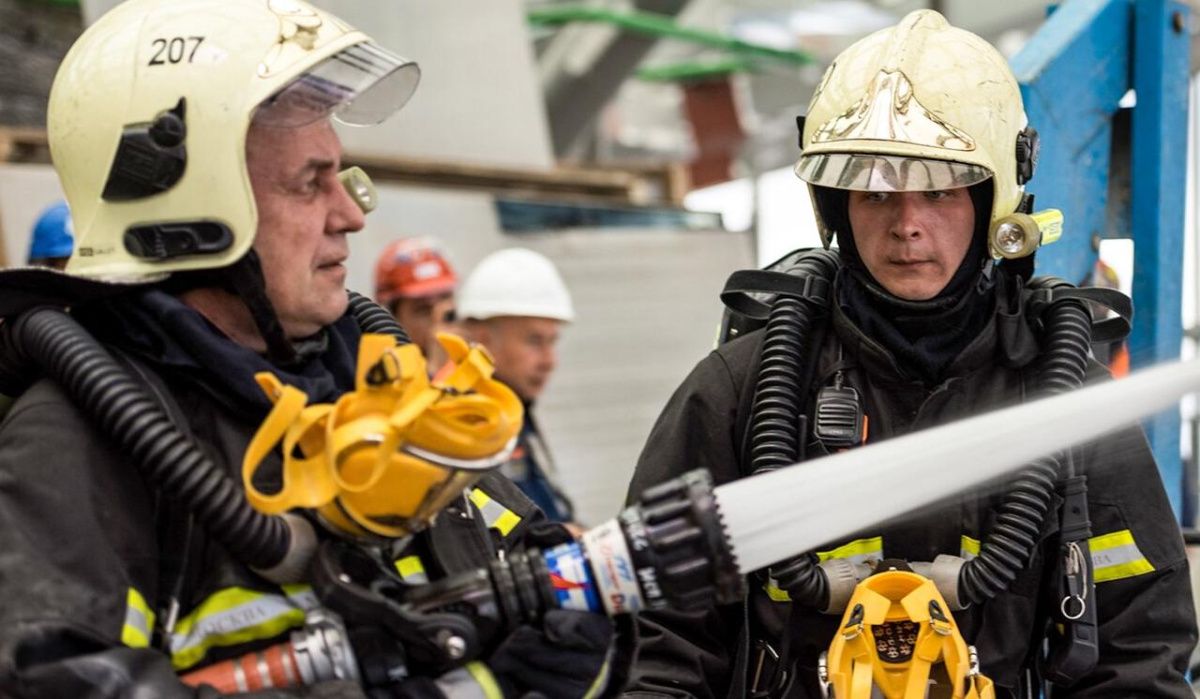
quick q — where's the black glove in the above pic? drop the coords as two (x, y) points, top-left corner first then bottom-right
(487, 609), (615, 699)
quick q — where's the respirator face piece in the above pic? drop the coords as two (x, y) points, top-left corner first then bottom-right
(820, 569), (996, 699)
(244, 333), (523, 540)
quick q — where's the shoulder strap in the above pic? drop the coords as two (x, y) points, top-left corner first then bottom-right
(1024, 278), (1133, 345)
(721, 269), (834, 321)
(109, 350), (199, 647)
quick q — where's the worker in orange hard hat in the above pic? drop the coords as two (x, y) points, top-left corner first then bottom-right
(374, 237), (459, 371)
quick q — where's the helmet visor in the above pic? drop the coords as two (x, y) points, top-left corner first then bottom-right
(255, 41), (420, 128)
(795, 152), (991, 192)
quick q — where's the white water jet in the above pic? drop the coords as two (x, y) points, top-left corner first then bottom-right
(715, 357), (1200, 573)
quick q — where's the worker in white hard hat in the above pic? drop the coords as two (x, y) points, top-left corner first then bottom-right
(622, 9), (1194, 699)
(0, 1), (615, 696)
(459, 248), (578, 523)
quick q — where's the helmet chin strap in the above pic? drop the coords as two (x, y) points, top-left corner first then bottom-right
(223, 251), (298, 366)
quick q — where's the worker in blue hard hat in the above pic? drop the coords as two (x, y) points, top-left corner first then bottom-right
(26, 201), (73, 270)
(623, 9), (1194, 699)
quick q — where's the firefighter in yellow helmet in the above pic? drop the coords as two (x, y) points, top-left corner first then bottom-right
(0, 1), (614, 696)
(623, 10), (1194, 698)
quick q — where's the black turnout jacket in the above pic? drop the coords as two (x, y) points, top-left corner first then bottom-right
(623, 280), (1196, 698)
(0, 295), (543, 698)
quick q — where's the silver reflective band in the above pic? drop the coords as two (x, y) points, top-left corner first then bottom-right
(404, 435), (518, 472)
(795, 152), (990, 192)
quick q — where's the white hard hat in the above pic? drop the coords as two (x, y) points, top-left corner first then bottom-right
(458, 248), (574, 322)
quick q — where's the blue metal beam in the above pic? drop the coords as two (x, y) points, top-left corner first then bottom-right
(1012, 0), (1190, 517)
(1011, 0), (1130, 285)
(1130, 0), (1189, 516)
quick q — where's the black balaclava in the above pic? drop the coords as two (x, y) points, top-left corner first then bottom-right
(815, 182), (996, 384)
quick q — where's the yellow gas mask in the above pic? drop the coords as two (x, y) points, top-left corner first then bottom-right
(820, 569), (995, 699)
(242, 333), (523, 540)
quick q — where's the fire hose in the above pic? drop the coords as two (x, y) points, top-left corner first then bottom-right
(181, 355), (1200, 692)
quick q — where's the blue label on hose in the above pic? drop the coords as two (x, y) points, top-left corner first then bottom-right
(543, 542), (602, 613)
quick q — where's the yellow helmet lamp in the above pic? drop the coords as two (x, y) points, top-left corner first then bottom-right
(989, 209), (1064, 260)
(794, 10), (1055, 261)
(819, 569), (994, 699)
(242, 333), (524, 541)
(48, 0), (418, 282)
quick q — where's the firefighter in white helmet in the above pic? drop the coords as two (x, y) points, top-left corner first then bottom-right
(0, 1), (614, 696)
(623, 10), (1194, 698)
(459, 248), (578, 523)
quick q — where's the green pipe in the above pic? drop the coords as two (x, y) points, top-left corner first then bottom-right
(636, 57), (758, 82)
(528, 5), (814, 67)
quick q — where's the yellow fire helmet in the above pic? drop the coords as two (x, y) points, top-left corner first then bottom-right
(795, 10), (1052, 260)
(242, 333), (524, 540)
(820, 568), (995, 699)
(48, 0), (418, 282)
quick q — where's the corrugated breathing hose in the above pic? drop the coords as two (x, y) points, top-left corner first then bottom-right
(0, 291), (412, 575)
(3, 306), (291, 567)
(744, 251), (840, 610)
(958, 277), (1092, 604)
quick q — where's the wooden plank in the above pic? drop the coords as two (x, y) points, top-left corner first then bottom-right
(0, 127), (688, 206)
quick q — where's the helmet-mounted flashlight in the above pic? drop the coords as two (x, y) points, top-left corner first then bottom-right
(338, 167), (377, 214)
(988, 209), (1063, 260)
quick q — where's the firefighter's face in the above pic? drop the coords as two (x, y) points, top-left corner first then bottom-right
(847, 188), (975, 301)
(246, 118), (366, 338)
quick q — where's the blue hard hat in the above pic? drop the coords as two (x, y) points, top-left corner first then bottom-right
(28, 201), (74, 261)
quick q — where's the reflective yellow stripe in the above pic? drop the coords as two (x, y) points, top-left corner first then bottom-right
(1090, 529), (1155, 583)
(764, 579), (792, 602)
(960, 535), (981, 560)
(492, 510), (521, 537)
(121, 587), (156, 648)
(394, 555), (428, 584)
(466, 661), (504, 699)
(468, 488), (522, 537)
(169, 585), (317, 670)
(764, 537), (884, 603)
(816, 536), (883, 565)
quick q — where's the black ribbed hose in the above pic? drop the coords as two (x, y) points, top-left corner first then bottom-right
(0, 293), (414, 574)
(959, 278), (1092, 604)
(746, 251), (839, 609)
(348, 291), (412, 345)
(5, 307), (291, 567)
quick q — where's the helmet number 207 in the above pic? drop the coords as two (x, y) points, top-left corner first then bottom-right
(148, 37), (205, 66)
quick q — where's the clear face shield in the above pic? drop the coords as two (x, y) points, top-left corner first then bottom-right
(254, 41), (421, 128)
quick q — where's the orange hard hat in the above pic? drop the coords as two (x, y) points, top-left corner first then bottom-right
(375, 238), (458, 306)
